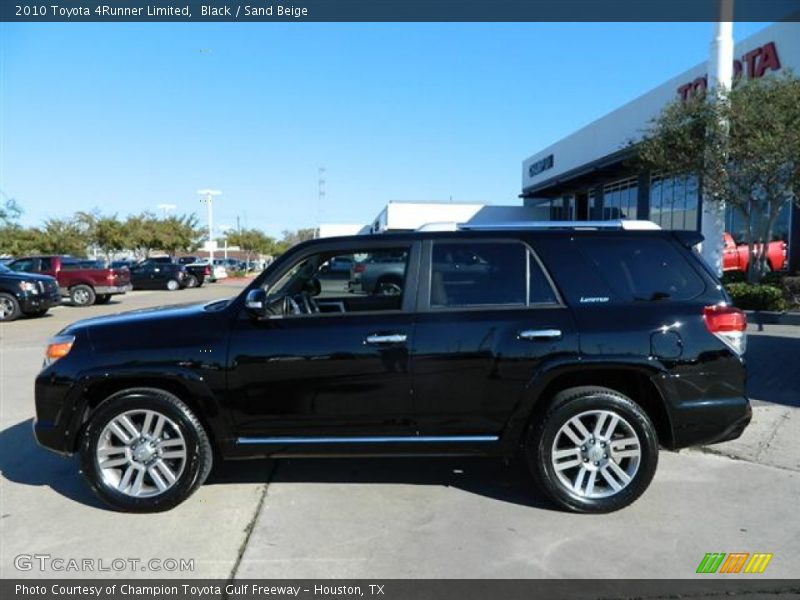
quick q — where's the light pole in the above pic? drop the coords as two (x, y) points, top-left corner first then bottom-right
(197, 189), (222, 265)
(701, 0), (734, 276)
(157, 203), (177, 219)
(219, 225), (233, 259)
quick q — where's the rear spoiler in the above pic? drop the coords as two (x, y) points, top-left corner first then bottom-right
(672, 231), (704, 248)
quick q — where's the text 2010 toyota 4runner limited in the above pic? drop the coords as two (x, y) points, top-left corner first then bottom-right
(33, 222), (751, 513)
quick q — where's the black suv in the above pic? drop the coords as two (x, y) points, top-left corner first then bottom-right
(33, 223), (751, 513)
(0, 262), (61, 321)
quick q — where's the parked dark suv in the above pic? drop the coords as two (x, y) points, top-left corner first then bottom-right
(33, 222), (751, 513)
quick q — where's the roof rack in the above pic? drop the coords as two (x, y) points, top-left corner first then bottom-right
(414, 220), (661, 232)
(457, 220), (661, 231)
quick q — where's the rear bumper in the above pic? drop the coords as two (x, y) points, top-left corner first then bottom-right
(670, 396), (752, 448)
(95, 284), (132, 295)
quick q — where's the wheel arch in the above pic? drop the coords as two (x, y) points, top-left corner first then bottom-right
(73, 375), (222, 453)
(508, 363), (674, 451)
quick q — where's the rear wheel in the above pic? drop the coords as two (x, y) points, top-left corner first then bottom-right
(79, 388), (213, 512)
(0, 293), (21, 322)
(166, 279), (180, 291)
(95, 294), (112, 305)
(525, 386), (658, 513)
(184, 274), (199, 288)
(70, 284), (96, 306)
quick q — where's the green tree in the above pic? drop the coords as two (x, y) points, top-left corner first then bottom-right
(156, 214), (203, 256)
(0, 224), (40, 256)
(124, 212), (161, 259)
(33, 218), (87, 256)
(636, 73), (800, 282)
(224, 228), (275, 266)
(275, 227), (318, 254)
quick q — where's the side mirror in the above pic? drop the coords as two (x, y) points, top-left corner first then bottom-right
(245, 288), (269, 318)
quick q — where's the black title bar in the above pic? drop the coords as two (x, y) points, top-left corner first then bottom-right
(3, 0), (800, 23)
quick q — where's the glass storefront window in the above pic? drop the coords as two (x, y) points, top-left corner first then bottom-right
(724, 201), (790, 244)
(649, 173), (699, 230)
(602, 177), (638, 220)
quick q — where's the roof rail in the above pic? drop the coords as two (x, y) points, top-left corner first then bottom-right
(457, 220), (661, 231)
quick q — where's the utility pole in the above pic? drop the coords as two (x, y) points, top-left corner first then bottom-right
(701, 0), (734, 276)
(197, 189), (222, 266)
(317, 167), (326, 233)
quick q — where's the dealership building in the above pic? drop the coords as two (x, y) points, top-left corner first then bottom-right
(521, 21), (800, 272)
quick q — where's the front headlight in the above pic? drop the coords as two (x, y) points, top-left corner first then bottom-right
(43, 334), (75, 367)
(19, 281), (39, 294)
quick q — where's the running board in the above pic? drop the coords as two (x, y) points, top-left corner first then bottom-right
(236, 435), (499, 445)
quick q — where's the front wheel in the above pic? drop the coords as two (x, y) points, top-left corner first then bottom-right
(525, 386), (658, 513)
(184, 274), (199, 288)
(0, 293), (21, 322)
(166, 279), (180, 291)
(79, 388), (213, 512)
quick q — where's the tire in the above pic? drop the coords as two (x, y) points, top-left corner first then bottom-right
(95, 294), (112, 305)
(525, 386), (658, 513)
(79, 388), (213, 513)
(166, 279), (180, 291)
(0, 293), (21, 322)
(70, 284), (96, 306)
(184, 274), (199, 288)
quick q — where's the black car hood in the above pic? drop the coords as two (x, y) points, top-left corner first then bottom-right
(62, 301), (214, 334)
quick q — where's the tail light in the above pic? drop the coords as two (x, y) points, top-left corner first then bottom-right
(354, 264), (366, 273)
(704, 304), (747, 355)
(205, 266), (211, 276)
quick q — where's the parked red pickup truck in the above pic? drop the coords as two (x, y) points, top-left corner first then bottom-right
(7, 255), (132, 306)
(722, 232), (787, 273)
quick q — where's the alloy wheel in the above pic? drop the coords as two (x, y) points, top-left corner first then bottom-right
(0, 297), (15, 319)
(550, 409), (641, 499)
(95, 409), (187, 498)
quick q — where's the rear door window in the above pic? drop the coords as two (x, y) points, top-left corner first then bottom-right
(574, 236), (705, 302)
(430, 240), (559, 308)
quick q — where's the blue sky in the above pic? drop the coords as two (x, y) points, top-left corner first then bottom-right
(1, 22), (768, 238)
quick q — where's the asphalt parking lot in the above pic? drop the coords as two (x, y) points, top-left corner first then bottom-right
(1, 284), (798, 580)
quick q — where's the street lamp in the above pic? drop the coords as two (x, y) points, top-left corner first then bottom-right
(197, 189), (222, 265)
(157, 203), (177, 218)
(219, 225), (233, 260)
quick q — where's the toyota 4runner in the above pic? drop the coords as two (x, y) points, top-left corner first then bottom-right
(33, 221), (751, 513)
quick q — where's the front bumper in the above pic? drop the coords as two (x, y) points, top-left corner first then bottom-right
(33, 372), (80, 455)
(19, 290), (61, 312)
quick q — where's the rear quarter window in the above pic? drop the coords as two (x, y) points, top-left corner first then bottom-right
(574, 236), (706, 302)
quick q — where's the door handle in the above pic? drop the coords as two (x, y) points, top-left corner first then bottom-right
(518, 329), (562, 341)
(365, 333), (407, 345)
